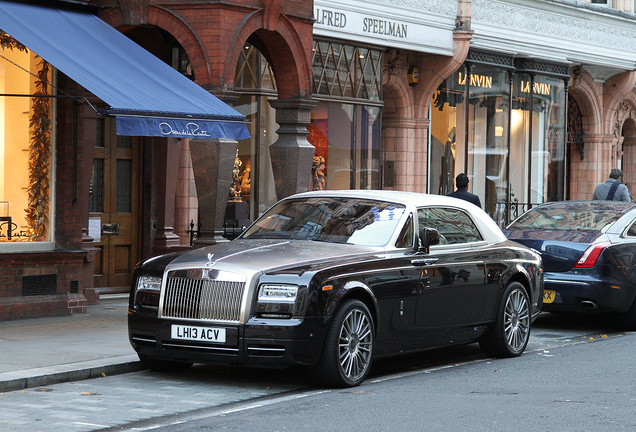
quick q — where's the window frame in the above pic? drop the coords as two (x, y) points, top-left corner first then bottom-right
(416, 206), (484, 246)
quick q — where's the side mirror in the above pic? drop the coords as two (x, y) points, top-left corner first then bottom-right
(419, 227), (440, 254)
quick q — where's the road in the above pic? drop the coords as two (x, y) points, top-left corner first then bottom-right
(0, 313), (631, 431)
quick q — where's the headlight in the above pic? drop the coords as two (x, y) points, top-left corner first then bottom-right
(137, 275), (162, 292)
(258, 284), (298, 303)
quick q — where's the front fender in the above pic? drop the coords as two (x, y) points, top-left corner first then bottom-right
(322, 279), (379, 325)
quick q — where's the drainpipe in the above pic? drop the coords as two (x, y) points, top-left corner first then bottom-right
(456, 0), (471, 30)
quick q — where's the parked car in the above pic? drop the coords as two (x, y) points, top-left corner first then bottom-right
(128, 190), (543, 387)
(504, 200), (636, 328)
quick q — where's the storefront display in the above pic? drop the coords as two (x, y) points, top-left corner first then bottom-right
(0, 41), (52, 244)
(234, 41), (383, 221)
(430, 52), (568, 226)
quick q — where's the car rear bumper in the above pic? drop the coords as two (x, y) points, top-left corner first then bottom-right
(542, 272), (635, 313)
(128, 312), (327, 367)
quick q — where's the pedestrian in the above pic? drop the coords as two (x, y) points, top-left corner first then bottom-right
(447, 173), (482, 208)
(592, 168), (632, 202)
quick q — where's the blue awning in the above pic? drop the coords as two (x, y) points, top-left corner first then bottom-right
(0, 0), (250, 140)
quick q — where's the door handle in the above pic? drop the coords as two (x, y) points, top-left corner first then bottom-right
(411, 258), (439, 266)
(101, 223), (120, 235)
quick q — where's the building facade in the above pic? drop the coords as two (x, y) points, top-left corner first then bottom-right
(2, 0), (636, 319)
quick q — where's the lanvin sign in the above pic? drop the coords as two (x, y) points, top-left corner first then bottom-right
(313, 0), (454, 56)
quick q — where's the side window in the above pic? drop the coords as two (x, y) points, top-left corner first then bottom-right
(627, 221), (636, 237)
(395, 214), (414, 248)
(417, 207), (483, 245)
(457, 211), (483, 242)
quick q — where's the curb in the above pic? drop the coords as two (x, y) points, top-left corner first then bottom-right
(0, 355), (146, 393)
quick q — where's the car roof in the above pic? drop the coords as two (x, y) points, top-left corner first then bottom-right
(290, 189), (474, 208)
(525, 200), (636, 214)
(288, 190), (506, 242)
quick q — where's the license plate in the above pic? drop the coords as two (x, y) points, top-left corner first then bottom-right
(171, 325), (226, 343)
(543, 289), (556, 304)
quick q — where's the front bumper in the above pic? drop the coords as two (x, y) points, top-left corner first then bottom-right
(128, 312), (327, 367)
(542, 272), (636, 313)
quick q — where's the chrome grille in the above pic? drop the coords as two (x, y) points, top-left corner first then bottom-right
(162, 277), (245, 322)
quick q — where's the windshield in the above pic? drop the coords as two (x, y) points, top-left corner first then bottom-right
(242, 197), (406, 247)
(510, 207), (622, 232)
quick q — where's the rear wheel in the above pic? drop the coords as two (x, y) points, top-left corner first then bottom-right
(314, 299), (375, 388)
(618, 297), (636, 331)
(138, 354), (193, 372)
(479, 282), (530, 358)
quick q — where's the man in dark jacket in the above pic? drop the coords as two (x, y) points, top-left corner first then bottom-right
(592, 168), (631, 202)
(447, 173), (482, 208)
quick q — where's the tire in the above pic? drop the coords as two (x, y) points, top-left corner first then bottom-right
(314, 299), (375, 388)
(618, 297), (636, 331)
(138, 354), (193, 372)
(479, 282), (531, 358)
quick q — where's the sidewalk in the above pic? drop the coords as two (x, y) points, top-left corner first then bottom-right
(0, 294), (146, 393)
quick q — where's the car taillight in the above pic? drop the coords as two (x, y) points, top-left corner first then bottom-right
(573, 242), (611, 268)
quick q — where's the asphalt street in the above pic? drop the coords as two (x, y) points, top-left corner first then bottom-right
(0, 307), (628, 432)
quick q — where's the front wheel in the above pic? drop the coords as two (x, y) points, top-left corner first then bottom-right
(479, 282), (530, 358)
(314, 299), (375, 388)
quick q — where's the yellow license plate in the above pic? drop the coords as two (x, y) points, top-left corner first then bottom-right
(543, 289), (556, 304)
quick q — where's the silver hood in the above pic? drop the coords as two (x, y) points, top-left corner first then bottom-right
(167, 239), (382, 273)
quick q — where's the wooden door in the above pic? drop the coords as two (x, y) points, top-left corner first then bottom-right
(90, 118), (141, 288)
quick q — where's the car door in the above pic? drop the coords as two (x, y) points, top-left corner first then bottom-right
(413, 207), (487, 335)
(366, 213), (423, 353)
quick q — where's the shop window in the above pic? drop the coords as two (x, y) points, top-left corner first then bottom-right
(312, 41), (382, 101)
(430, 62), (566, 227)
(234, 43), (278, 218)
(0, 37), (53, 244)
(233, 42), (383, 219)
(308, 102), (380, 191)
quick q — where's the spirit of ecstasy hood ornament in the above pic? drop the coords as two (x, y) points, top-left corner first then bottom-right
(206, 253), (215, 267)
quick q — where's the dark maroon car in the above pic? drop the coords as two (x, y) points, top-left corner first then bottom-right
(129, 190), (543, 387)
(505, 200), (636, 328)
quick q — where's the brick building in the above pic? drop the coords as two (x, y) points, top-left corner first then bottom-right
(2, 0), (636, 320)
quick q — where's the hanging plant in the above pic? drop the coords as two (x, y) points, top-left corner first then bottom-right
(25, 58), (51, 241)
(0, 32), (27, 52)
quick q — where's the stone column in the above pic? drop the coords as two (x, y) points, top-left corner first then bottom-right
(153, 137), (182, 252)
(190, 138), (238, 245)
(268, 98), (318, 200)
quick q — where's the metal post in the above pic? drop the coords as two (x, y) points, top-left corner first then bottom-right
(563, 79), (570, 200)
(527, 74), (535, 209)
(505, 71), (514, 226)
(464, 64), (471, 175)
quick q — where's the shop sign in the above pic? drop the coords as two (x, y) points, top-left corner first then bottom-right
(313, 1), (454, 56)
(315, 7), (408, 38)
(458, 72), (493, 89)
(520, 81), (551, 96)
(115, 116), (251, 140)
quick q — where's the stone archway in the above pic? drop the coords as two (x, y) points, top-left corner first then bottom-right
(567, 68), (606, 200)
(621, 117), (636, 198)
(225, 10), (315, 200)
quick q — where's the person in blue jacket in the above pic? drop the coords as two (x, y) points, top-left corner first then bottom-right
(447, 173), (482, 208)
